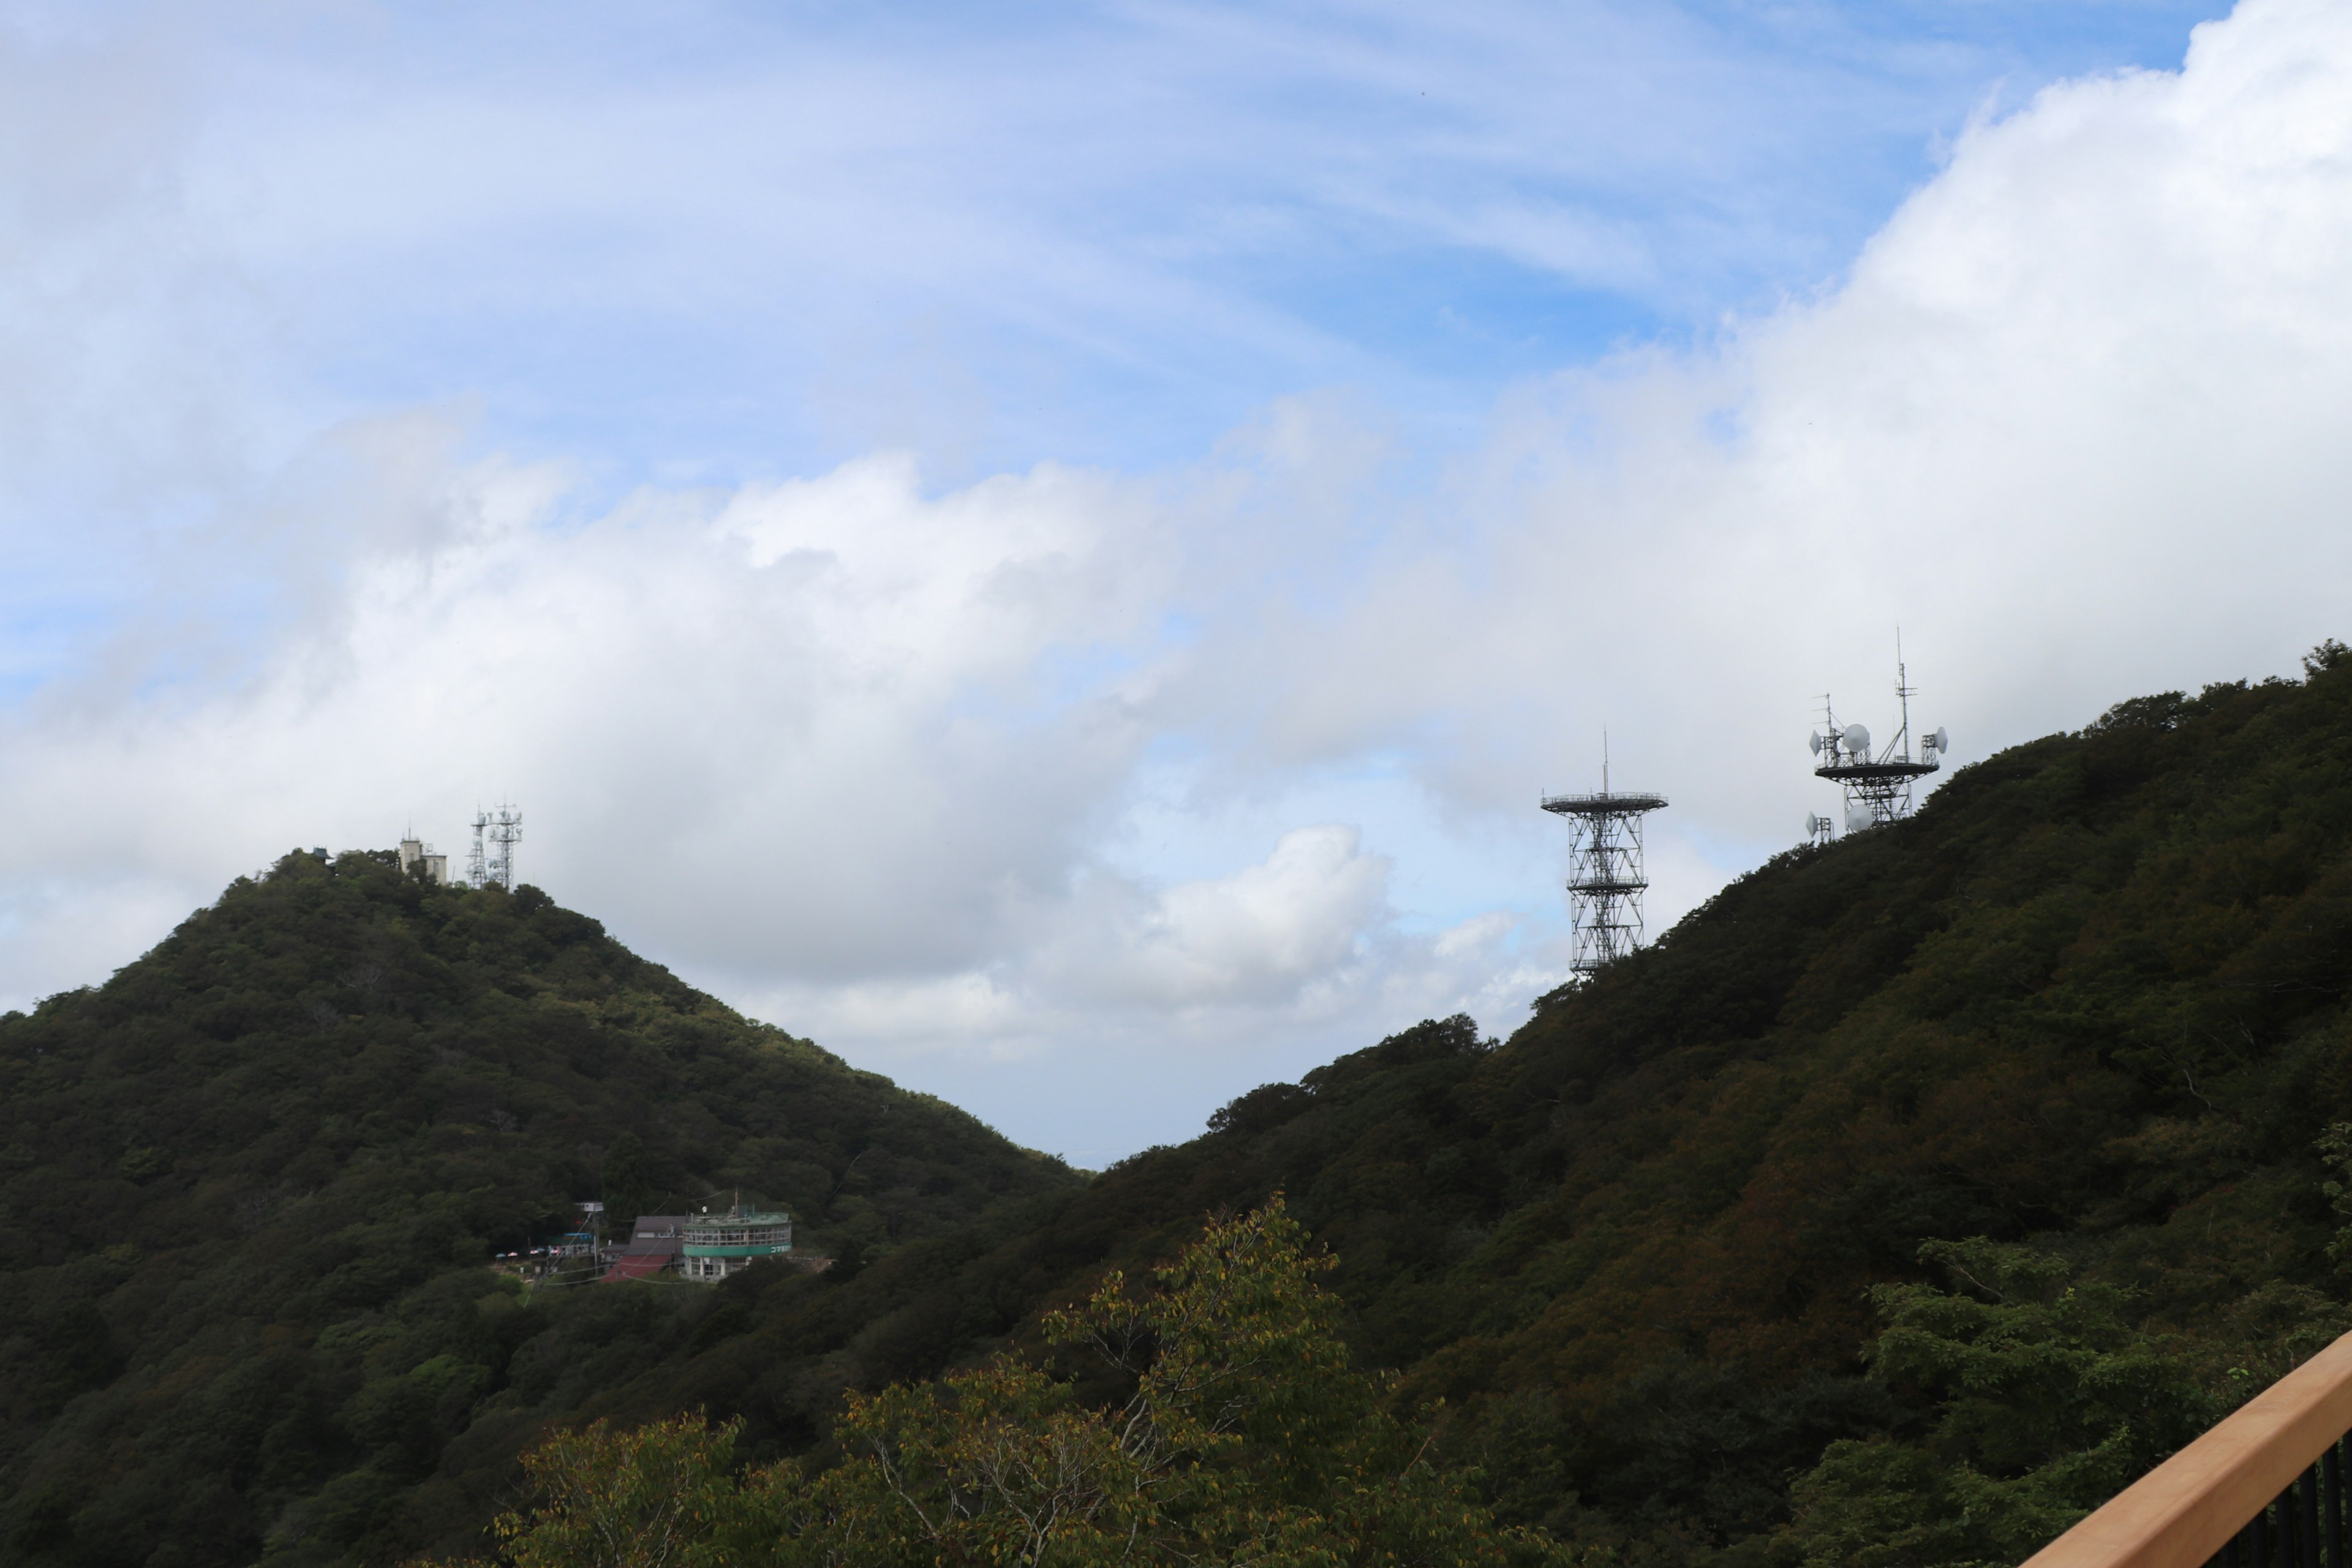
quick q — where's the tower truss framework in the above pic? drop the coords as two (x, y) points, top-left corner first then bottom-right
(472, 804), (523, 890)
(1542, 761), (1668, 976)
(1810, 653), (1947, 837)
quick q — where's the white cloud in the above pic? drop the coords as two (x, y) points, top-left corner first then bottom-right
(1044, 825), (1391, 1011)
(0, 399), (1545, 1166)
(4, 0), (2347, 1162)
(1, 439), (1160, 977)
(1210, 0), (2352, 850)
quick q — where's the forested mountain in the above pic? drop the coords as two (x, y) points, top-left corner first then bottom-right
(17, 646), (2352, 1567)
(0, 864), (1079, 1564)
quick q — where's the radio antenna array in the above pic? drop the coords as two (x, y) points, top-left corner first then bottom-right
(1542, 734), (1668, 976)
(1807, 641), (1948, 839)
(471, 803), (523, 890)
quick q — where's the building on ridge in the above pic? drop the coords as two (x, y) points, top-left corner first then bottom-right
(398, 836), (450, 885)
(604, 1214), (688, 1283)
(679, 1197), (793, 1283)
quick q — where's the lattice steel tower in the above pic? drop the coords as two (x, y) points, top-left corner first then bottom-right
(1809, 647), (1948, 837)
(1542, 741), (1668, 976)
(470, 804), (523, 889)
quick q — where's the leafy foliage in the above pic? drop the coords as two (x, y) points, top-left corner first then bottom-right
(1776, 1240), (2214, 1568)
(488, 1414), (746, 1568)
(471, 1204), (1556, 1567)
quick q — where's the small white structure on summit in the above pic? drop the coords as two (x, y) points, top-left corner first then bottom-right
(398, 837), (450, 884)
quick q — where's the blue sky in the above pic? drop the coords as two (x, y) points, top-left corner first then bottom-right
(10, 0), (2351, 1162)
(140, 1), (2234, 490)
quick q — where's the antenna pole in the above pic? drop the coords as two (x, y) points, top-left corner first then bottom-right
(1894, 628), (1915, 763)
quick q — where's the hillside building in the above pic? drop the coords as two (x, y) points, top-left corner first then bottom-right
(679, 1200), (792, 1282)
(604, 1214), (688, 1283)
(398, 837), (450, 885)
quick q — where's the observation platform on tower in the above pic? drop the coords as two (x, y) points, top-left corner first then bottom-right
(1812, 759), (1938, 785)
(1542, 790), (1668, 816)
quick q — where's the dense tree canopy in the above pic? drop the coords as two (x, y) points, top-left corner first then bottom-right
(0, 861), (1078, 1564)
(471, 1204), (1557, 1568)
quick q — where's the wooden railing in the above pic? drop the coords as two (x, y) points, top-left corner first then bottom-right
(2022, 1332), (2352, 1568)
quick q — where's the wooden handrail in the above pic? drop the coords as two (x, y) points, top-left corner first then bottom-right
(2021, 1329), (2352, 1568)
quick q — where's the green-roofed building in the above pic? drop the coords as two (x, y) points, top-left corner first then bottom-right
(679, 1198), (793, 1282)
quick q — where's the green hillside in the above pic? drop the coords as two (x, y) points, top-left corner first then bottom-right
(505, 646), (2352, 1564)
(1072, 647), (2352, 1555)
(0, 863), (1080, 1566)
(17, 646), (2352, 1567)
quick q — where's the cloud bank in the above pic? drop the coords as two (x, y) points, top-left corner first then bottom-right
(2, 1), (2346, 1159)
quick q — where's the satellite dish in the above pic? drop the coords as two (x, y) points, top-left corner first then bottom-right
(1933, 727), (1950, 753)
(1809, 731), (1825, 754)
(1843, 723), (1871, 757)
(1846, 805), (1874, 833)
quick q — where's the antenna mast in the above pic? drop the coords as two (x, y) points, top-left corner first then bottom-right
(488, 803), (522, 891)
(1806, 646), (1948, 839)
(1894, 629), (1917, 763)
(1542, 744), (1667, 976)
(469, 803), (523, 889)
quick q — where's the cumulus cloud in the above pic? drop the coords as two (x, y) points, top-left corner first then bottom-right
(4, 438), (1144, 965)
(1216, 0), (2352, 844)
(1046, 825), (1391, 1010)
(0, 417), (1526, 1163)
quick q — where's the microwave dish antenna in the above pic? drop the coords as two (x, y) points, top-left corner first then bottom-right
(1806, 643), (1946, 843)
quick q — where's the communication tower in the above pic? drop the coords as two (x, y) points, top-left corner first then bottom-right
(470, 803), (523, 889)
(1809, 650), (1949, 837)
(1542, 740), (1668, 976)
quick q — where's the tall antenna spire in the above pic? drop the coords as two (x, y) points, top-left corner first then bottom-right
(1894, 628), (1916, 763)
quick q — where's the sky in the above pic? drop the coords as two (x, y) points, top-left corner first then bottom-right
(6, 0), (2346, 1166)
